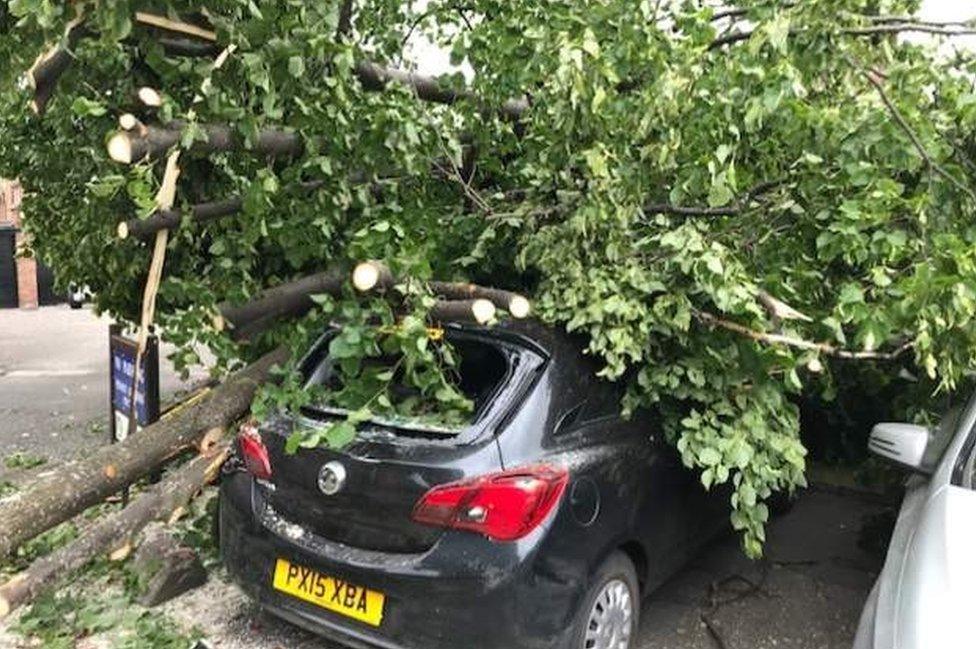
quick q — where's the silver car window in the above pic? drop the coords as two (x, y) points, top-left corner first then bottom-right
(963, 442), (976, 490)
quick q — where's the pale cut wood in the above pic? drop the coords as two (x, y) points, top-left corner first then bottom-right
(134, 12), (217, 41)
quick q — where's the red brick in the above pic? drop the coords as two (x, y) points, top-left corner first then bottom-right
(1, 179), (38, 309)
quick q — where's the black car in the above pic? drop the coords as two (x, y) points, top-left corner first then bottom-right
(219, 320), (727, 649)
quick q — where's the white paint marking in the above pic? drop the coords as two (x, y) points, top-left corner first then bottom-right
(2, 369), (96, 378)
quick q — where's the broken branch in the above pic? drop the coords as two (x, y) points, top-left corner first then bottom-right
(849, 57), (976, 202)
(107, 122), (304, 164)
(696, 311), (913, 360)
(218, 269), (346, 341)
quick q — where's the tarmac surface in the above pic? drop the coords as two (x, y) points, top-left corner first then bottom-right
(0, 305), (206, 477)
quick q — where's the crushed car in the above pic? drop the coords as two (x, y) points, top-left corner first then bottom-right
(218, 320), (729, 649)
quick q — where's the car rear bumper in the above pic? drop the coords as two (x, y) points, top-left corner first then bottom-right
(218, 472), (582, 649)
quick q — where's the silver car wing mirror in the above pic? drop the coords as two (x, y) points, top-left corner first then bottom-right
(868, 423), (932, 474)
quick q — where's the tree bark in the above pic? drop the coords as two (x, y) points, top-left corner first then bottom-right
(429, 281), (530, 318)
(118, 180), (328, 240)
(219, 270), (346, 341)
(26, 21), (87, 115)
(107, 122), (304, 164)
(430, 299), (496, 324)
(352, 261), (531, 318)
(352, 60), (528, 120)
(0, 348), (286, 558)
(0, 444), (229, 618)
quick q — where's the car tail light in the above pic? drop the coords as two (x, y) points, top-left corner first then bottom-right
(411, 465), (569, 541)
(238, 422), (272, 480)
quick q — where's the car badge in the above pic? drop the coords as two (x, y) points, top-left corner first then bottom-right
(318, 461), (347, 496)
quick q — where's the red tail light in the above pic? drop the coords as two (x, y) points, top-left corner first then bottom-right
(238, 422), (272, 480)
(411, 465), (569, 541)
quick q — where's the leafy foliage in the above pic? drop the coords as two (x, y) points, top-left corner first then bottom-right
(13, 585), (198, 649)
(3, 0), (976, 556)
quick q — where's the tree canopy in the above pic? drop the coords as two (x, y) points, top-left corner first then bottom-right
(2, 0), (976, 556)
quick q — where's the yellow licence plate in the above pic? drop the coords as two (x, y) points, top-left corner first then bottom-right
(272, 558), (386, 627)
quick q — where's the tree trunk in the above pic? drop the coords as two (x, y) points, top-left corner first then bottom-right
(0, 444), (229, 618)
(219, 269), (346, 341)
(107, 122), (304, 164)
(0, 348), (286, 558)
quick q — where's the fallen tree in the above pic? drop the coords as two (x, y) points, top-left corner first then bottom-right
(0, 348), (286, 558)
(0, 442), (230, 618)
(4, 0), (976, 560)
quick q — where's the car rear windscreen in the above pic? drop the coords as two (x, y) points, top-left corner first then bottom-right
(301, 334), (512, 436)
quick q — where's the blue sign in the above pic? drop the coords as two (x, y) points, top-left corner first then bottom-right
(111, 343), (151, 426)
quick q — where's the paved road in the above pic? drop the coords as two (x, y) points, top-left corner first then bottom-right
(0, 305), (207, 475)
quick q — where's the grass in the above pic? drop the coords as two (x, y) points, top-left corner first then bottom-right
(0, 480), (16, 499)
(3, 452), (47, 470)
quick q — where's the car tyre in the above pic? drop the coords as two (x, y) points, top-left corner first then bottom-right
(570, 551), (640, 649)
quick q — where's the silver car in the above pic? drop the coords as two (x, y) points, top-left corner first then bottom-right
(853, 397), (976, 648)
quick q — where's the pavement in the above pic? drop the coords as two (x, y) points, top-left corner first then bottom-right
(0, 306), (892, 649)
(0, 305), (207, 477)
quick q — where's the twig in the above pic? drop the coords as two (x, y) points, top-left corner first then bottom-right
(134, 12), (217, 41)
(696, 311), (914, 360)
(643, 178), (785, 218)
(710, 23), (976, 50)
(848, 57), (976, 202)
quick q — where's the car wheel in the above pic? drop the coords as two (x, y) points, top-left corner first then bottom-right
(570, 551), (640, 649)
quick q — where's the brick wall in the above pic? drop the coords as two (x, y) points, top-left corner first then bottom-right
(0, 180), (39, 309)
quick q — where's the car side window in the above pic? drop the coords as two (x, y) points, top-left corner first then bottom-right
(963, 439), (976, 490)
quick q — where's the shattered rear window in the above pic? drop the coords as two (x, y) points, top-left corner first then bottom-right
(302, 333), (512, 435)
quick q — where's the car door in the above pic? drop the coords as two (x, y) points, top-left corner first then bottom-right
(875, 403), (976, 649)
(548, 384), (710, 590)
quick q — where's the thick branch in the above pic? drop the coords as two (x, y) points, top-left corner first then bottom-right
(107, 122), (304, 163)
(430, 299), (496, 325)
(353, 60), (528, 120)
(25, 18), (86, 115)
(710, 22), (976, 50)
(337, 0), (354, 38)
(0, 348), (285, 558)
(218, 269), (346, 341)
(696, 311), (914, 361)
(0, 444), (228, 618)
(352, 261), (532, 317)
(118, 180), (326, 240)
(642, 179), (785, 218)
